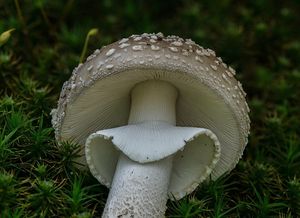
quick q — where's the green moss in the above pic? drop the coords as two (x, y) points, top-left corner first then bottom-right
(0, 0), (299, 216)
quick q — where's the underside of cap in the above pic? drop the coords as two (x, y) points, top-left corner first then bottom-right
(85, 121), (221, 199)
(52, 33), (250, 181)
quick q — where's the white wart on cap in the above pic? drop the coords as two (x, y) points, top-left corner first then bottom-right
(52, 33), (250, 216)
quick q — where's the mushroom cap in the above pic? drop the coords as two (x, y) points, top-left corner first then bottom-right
(51, 33), (250, 188)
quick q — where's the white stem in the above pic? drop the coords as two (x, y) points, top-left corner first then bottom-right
(128, 80), (178, 125)
(102, 154), (173, 218)
(102, 80), (178, 217)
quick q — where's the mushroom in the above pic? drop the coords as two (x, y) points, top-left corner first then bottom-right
(51, 33), (250, 217)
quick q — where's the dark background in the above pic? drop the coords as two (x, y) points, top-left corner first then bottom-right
(0, 0), (299, 217)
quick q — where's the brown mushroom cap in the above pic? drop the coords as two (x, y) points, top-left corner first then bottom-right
(51, 33), (250, 182)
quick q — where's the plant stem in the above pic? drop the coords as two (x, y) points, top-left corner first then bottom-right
(14, 0), (27, 33)
(14, 0), (32, 55)
(79, 28), (98, 63)
(102, 81), (177, 217)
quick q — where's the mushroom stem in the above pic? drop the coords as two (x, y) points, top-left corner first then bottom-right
(102, 154), (173, 217)
(102, 80), (178, 217)
(128, 80), (178, 125)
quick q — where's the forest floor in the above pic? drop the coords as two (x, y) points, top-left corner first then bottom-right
(0, 1), (299, 217)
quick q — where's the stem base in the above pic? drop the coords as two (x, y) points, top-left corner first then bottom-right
(102, 154), (173, 218)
